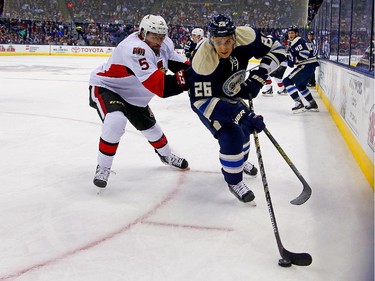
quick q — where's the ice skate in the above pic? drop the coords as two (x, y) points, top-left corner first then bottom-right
(93, 165), (114, 194)
(292, 100), (305, 113)
(155, 149), (189, 169)
(228, 181), (255, 203)
(277, 88), (288, 95)
(243, 161), (258, 177)
(305, 100), (319, 112)
(262, 87), (273, 97)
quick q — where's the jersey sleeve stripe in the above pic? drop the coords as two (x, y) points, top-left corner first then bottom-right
(142, 69), (165, 97)
(96, 64), (134, 78)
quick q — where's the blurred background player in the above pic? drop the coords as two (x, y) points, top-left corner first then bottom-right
(261, 34), (288, 96)
(184, 28), (206, 61)
(261, 60), (288, 96)
(283, 25), (319, 113)
(191, 28), (206, 50)
(89, 14), (190, 190)
(188, 14), (285, 203)
(306, 31), (318, 87)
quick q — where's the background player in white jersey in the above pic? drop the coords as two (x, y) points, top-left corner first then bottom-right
(261, 34), (288, 96)
(188, 14), (286, 203)
(184, 28), (206, 62)
(261, 60), (288, 96)
(89, 14), (190, 189)
(190, 28), (206, 57)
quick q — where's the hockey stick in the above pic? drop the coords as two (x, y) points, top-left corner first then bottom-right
(223, 69), (312, 205)
(263, 128), (312, 205)
(249, 98), (312, 267)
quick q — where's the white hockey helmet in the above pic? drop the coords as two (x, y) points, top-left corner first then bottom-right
(139, 14), (168, 38)
(191, 28), (204, 37)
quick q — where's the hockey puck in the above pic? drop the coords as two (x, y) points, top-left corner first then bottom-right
(278, 258), (292, 267)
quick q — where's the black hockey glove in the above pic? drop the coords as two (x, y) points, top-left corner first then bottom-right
(240, 112), (265, 134)
(237, 68), (267, 99)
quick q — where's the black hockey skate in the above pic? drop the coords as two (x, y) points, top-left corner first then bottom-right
(262, 87), (273, 97)
(228, 181), (255, 203)
(93, 165), (111, 188)
(292, 101), (305, 113)
(305, 100), (319, 112)
(243, 162), (258, 177)
(155, 149), (189, 169)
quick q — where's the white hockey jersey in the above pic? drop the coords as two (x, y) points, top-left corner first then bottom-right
(89, 32), (186, 107)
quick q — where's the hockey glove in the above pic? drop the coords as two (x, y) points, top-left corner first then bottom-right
(237, 68), (267, 99)
(240, 112), (265, 134)
(175, 69), (190, 91)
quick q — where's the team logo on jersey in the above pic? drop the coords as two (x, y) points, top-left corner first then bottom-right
(133, 47), (145, 56)
(157, 60), (166, 73)
(229, 56), (239, 72)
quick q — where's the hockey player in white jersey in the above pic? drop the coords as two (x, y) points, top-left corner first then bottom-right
(184, 28), (206, 62)
(89, 14), (191, 190)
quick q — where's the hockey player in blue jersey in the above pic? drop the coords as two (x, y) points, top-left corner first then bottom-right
(306, 31), (318, 87)
(187, 14), (286, 203)
(283, 26), (319, 113)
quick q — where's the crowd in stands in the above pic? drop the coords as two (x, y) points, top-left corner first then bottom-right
(0, 0), (321, 48)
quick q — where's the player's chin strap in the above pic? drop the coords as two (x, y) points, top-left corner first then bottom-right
(248, 95), (312, 267)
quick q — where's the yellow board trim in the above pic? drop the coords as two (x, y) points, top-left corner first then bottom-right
(317, 85), (374, 190)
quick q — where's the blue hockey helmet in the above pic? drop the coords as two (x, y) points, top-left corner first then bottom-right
(287, 25), (299, 33)
(208, 14), (236, 38)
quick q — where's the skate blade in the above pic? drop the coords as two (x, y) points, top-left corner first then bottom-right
(305, 108), (319, 112)
(96, 187), (106, 195)
(248, 200), (257, 207)
(292, 108), (306, 114)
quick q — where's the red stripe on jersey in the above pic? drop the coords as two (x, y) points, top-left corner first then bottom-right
(142, 69), (165, 97)
(99, 138), (119, 156)
(149, 134), (168, 149)
(94, 86), (107, 115)
(97, 64), (133, 78)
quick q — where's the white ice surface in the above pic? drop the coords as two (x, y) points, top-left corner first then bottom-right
(0, 56), (373, 281)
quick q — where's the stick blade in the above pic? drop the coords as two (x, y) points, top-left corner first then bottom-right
(290, 183), (312, 205)
(282, 248), (312, 266)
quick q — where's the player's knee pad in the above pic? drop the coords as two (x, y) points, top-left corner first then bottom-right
(296, 84), (307, 92)
(102, 111), (127, 142)
(282, 77), (294, 87)
(217, 124), (245, 155)
(141, 123), (163, 141)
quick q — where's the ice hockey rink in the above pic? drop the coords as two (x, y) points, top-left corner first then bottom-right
(0, 56), (373, 281)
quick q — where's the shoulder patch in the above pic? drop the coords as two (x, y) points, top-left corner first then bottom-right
(235, 26), (257, 47)
(132, 47), (145, 56)
(192, 40), (219, 76)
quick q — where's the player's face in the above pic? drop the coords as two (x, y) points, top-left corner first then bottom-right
(212, 36), (235, 59)
(145, 32), (166, 53)
(191, 34), (200, 43)
(288, 31), (297, 41)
